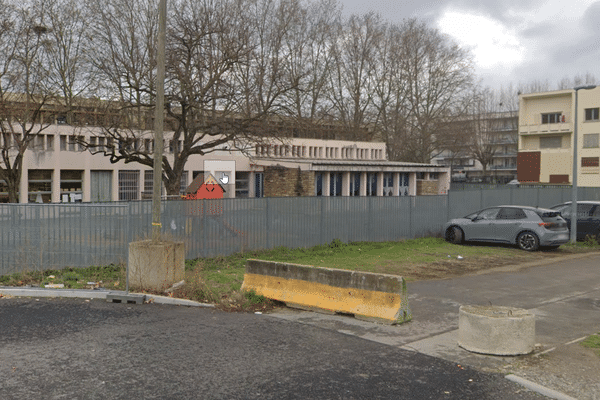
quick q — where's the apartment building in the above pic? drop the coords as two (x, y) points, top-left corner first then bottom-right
(517, 87), (600, 185)
(2, 124), (450, 203)
(432, 111), (518, 183)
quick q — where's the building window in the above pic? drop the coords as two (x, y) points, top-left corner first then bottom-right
(46, 135), (54, 151)
(539, 136), (562, 149)
(180, 171), (188, 195)
(583, 133), (599, 148)
(118, 170), (140, 201)
(585, 108), (599, 121)
(383, 173), (393, 196)
(315, 172), (323, 196)
(143, 170), (153, 199)
(236, 171), (249, 198)
(349, 172), (360, 196)
(581, 157), (599, 167)
(330, 172), (342, 196)
(416, 172), (426, 180)
(541, 113), (563, 124)
(28, 169), (52, 203)
(60, 170), (83, 202)
(254, 172), (264, 198)
(366, 173), (377, 196)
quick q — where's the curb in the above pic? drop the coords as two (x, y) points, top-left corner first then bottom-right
(0, 287), (214, 308)
(505, 375), (578, 400)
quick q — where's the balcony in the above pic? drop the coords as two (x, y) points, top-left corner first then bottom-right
(492, 151), (517, 158)
(520, 122), (572, 135)
(489, 165), (516, 171)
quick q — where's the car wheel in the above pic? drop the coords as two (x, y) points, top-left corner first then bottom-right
(517, 231), (539, 251)
(446, 226), (464, 244)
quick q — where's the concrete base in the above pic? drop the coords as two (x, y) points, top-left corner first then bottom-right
(128, 240), (185, 291)
(106, 292), (146, 304)
(458, 305), (535, 356)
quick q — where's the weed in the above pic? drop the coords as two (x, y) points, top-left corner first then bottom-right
(583, 234), (600, 247)
(244, 289), (267, 305)
(580, 334), (600, 356)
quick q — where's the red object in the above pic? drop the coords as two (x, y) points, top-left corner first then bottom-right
(184, 174), (226, 200)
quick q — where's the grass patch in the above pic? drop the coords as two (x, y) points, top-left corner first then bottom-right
(580, 334), (600, 356)
(0, 264), (126, 290)
(2, 237), (600, 311)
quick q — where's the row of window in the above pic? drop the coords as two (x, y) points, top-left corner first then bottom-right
(1, 133), (187, 154)
(315, 172), (412, 197)
(541, 108), (599, 124)
(255, 144), (384, 160)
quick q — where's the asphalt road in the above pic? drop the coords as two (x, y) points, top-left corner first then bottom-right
(0, 297), (543, 400)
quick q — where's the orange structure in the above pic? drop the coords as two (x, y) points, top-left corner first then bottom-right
(184, 174), (225, 200)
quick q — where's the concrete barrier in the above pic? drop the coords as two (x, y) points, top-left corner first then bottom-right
(241, 259), (411, 325)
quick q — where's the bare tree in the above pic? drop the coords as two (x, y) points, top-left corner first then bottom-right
(327, 12), (383, 141)
(385, 19), (475, 163)
(282, 0), (340, 137)
(0, 1), (57, 203)
(42, 0), (94, 122)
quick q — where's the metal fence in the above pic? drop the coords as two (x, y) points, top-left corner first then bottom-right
(2, 186), (600, 275)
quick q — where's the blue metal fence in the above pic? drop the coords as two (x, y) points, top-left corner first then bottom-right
(2, 186), (600, 275)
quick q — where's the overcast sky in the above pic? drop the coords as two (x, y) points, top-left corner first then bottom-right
(338, 0), (600, 90)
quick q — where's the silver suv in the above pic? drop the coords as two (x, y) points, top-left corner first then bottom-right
(444, 206), (569, 251)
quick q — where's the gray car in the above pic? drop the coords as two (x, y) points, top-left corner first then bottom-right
(444, 205), (570, 251)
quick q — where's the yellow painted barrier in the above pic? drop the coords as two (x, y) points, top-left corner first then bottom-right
(241, 259), (411, 325)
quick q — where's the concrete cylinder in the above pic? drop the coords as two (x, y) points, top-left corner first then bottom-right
(458, 305), (535, 356)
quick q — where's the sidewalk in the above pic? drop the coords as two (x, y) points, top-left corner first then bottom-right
(268, 252), (600, 400)
(0, 287), (214, 308)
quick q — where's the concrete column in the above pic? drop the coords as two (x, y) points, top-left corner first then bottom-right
(52, 169), (60, 203)
(19, 168), (28, 203)
(360, 172), (367, 196)
(323, 172), (331, 196)
(83, 169), (91, 202)
(409, 172), (417, 196)
(112, 170), (120, 201)
(248, 172), (256, 198)
(393, 172), (400, 196)
(377, 172), (384, 196)
(342, 172), (350, 196)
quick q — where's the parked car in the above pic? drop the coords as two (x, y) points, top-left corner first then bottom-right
(444, 205), (569, 251)
(550, 201), (600, 241)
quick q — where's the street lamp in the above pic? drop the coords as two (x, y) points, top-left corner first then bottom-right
(570, 85), (597, 244)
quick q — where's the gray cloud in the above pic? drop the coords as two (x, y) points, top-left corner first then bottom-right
(337, 0), (600, 88)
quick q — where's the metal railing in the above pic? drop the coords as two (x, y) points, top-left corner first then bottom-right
(2, 186), (600, 275)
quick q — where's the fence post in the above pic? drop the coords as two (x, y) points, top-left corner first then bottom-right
(320, 196), (324, 245)
(409, 196), (413, 239)
(265, 197), (270, 250)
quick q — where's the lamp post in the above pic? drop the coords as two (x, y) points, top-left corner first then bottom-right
(152, 0), (167, 241)
(570, 85), (597, 243)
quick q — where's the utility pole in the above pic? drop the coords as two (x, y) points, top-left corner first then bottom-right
(570, 85), (596, 243)
(152, 0), (167, 241)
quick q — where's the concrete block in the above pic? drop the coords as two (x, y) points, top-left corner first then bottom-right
(106, 292), (146, 304)
(458, 305), (535, 355)
(241, 259), (411, 325)
(128, 240), (185, 291)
